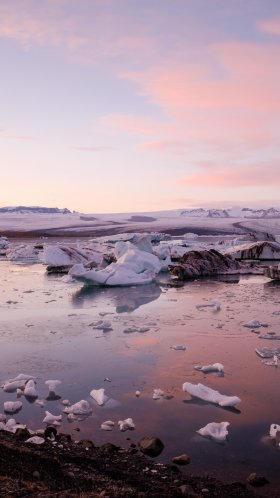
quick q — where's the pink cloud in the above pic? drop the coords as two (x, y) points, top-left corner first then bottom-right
(257, 18), (280, 36)
(175, 161), (280, 188)
(72, 145), (113, 152)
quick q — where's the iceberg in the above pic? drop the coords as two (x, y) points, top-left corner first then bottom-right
(24, 379), (38, 399)
(101, 420), (115, 431)
(0, 418), (26, 433)
(63, 399), (92, 415)
(183, 382), (241, 407)
(270, 424), (280, 438)
(90, 388), (108, 406)
(43, 411), (62, 426)
(70, 241), (162, 286)
(153, 388), (164, 400)
(194, 363), (224, 373)
(243, 320), (268, 328)
(170, 345), (186, 351)
(118, 418), (135, 431)
(45, 380), (61, 399)
(4, 401), (23, 414)
(197, 421), (230, 442)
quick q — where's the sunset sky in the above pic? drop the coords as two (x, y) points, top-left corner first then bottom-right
(1, 0), (280, 213)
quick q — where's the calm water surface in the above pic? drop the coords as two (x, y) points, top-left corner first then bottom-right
(0, 260), (279, 494)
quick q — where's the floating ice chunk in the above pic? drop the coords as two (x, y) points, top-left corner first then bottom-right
(4, 401), (23, 414)
(135, 390), (141, 397)
(3, 380), (26, 392)
(101, 420), (115, 431)
(43, 410), (62, 426)
(118, 418), (135, 431)
(270, 424), (280, 438)
(255, 347), (280, 359)
(123, 326), (150, 334)
(182, 382), (241, 407)
(170, 345), (186, 351)
(196, 300), (221, 311)
(197, 422), (230, 442)
(194, 363), (224, 373)
(243, 320), (268, 328)
(91, 320), (112, 331)
(62, 399), (70, 406)
(153, 388), (164, 400)
(64, 400), (92, 415)
(262, 355), (278, 367)
(90, 388), (108, 406)
(0, 413), (6, 422)
(35, 399), (45, 407)
(24, 379), (38, 398)
(45, 380), (61, 399)
(0, 418), (26, 433)
(25, 436), (45, 445)
(9, 373), (36, 382)
(259, 333), (280, 340)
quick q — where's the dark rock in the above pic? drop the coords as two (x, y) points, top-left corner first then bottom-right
(138, 437), (164, 457)
(79, 439), (95, 450)
(169, 249), (252, 280)
(44, 427), (57, 439)
(32, 470), (40, 479)
(179, 483), (197, 496)
(46, 265), (72, 274)
(172, 454), (191, 465)
(247, 472), (269, 487)
(100, 442), (120, 453)
(15, 428), (30, 439)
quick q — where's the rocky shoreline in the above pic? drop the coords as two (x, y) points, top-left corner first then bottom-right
(0, 430), (273, 498)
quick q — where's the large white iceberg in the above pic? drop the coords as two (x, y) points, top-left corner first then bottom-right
(183, 382), (241, 407)
(70, 241), (162, 286)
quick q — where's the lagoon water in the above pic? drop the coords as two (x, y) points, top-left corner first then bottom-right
(0, 258), (280, 494)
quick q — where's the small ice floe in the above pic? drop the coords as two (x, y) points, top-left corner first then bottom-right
(90, 388), (108, 406)
(243, 319), (268, 328)
(255, 347), (280, 359)
(24, 379), (38, 399)
(196, 300), (221, 312)
(3, 380), (26, 393)
(194, 363), (224, 374)
(135, 390), (141, 397)
(4, 401), (23, 414)
(101, 420), (115, 431)
(43, 410), (62, 426)
(183, 382), (241, 407)
(25, 436), (45, 445)
(123, 326), (150, 334)
(90, 320), (112, 331)
(118, 418), (135, 431)
(197, 422), (230, 443)
(0, 413), (6, 422)
(35, 399), (45, 407)
(153, 388), (164, 400)
(170, 345), (187, 351)
(62, 399), (70, 406)
(258, 333), (280, 340)
(45, 380), (62, 399)
(262, 355), (278, 367)
(270, 424), (280, 438)
(63, 400), (92, 416)
(0, 418), (26, 433)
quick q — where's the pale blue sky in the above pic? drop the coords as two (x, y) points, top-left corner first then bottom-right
(1, 0), (280, 213)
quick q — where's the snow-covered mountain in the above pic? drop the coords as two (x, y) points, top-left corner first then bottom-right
(180, 207), (280, 218)
(0, 206), (71, 214)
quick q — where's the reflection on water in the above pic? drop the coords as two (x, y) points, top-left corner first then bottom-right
(71, 282), (161, 312)
(0, 261), (280, 495)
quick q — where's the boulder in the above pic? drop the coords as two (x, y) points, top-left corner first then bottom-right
(138, 436), (164, 457)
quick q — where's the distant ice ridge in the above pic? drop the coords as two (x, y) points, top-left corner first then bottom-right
(70, 241), (162, 286)
(180, 207), (280, 219)
(0, 206), (71, 214)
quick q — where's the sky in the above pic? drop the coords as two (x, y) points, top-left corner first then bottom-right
(1, 0), (280, 214)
